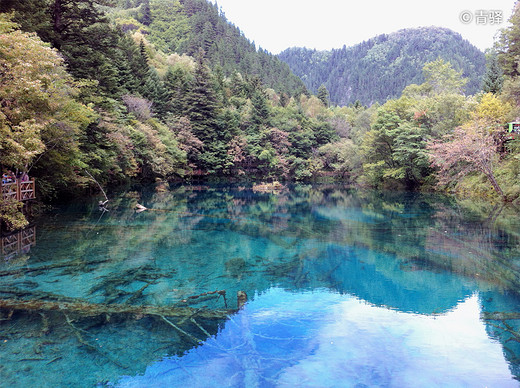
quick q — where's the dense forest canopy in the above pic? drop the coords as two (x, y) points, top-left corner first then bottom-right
(0, 0), (519, 230)
(278, 27), (487, 106)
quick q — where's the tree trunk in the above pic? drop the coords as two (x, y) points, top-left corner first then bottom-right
(485, 170), (506, 201)
(0, 298), (236, 319)
(52, 0), (65, 49)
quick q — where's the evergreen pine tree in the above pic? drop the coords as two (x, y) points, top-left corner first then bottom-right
(201, 21), (216, 56)
(317, 84), (330, 107)
(136, 40), (150, 94)
(185, 50), (227, 171)
(250, 90), (270, 132)
(142, 67), (170, 119)
(96, 58), (121, 96)
(164, 66), (191, 116)
(0, 0), (51, 41)
(482, 52), (504, 94)
(230, 70), (246, 98)
(497, 5), (520, 77)
(186, 50), (219, 143)
(212, 65), (227, 105)
(115, 33), (141, 94)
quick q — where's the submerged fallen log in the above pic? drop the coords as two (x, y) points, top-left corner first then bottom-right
(0, 258), (112, 278)
(0, 298), (238, 320)
(482, 312), (520, 321)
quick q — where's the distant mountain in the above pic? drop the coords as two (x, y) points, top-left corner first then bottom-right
(278, 27), (486, 106)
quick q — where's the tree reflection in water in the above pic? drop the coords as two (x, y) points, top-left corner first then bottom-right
(1, 184), (520, 386)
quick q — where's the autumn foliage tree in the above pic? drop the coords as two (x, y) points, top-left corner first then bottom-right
(428, 122), (505, 200)
(428, 92), (516, 201)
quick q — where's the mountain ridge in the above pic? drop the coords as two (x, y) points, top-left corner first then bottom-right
(278, 26), (486, 106)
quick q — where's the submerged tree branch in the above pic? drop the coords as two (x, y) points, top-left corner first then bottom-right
(0, 298), (237, 319)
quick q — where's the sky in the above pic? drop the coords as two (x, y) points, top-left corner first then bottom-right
(210, 0), (517, 54)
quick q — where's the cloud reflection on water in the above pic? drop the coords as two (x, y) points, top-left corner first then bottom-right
(116, 288), (515, 388)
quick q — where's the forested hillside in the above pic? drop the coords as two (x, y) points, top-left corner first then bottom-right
(0, 0), (519, 231)
(278, 27), (486, 106)
(108, 0), (308, 96)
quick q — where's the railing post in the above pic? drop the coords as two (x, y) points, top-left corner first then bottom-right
(17, 180), (21, 201)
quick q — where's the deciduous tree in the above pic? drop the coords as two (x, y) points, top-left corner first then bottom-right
(428, 121), (505, 200)
(0, 15), (92, 172)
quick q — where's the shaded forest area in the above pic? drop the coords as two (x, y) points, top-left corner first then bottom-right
(0, 0), (520, 230)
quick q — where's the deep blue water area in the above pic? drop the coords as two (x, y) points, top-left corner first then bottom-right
(1, 184), (520, 387)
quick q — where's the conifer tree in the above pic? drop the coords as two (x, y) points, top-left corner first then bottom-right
(212, 65), (228, 105)
(497, 4), (520, 77)
(184, 50), (232, 171)
(114, 33), (145, 94)
(186, 50), (219, 143)
(142, 67), (170, 119)
(317, 84), (330, 107)
(230, 71), (247, 98)
(0, 0), (50, 41)
(114, 35), (139, 94)
(9, 0), (124, 97)
(164, 66), (191, 116)
(49, 0), (107, 49)
(250, 90), (270, 132)
(482, 52), (504, 94)
(201, 21), (216, 56)
(135, 40), (151, 94)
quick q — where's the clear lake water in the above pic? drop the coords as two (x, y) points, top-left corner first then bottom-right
(1, 183), (520, 387)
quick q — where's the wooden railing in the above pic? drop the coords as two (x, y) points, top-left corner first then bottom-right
(1, 226), (36, 260)
(1, 180), (36, 201)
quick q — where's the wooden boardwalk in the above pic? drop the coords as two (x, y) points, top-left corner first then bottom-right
(1, 226), (36, 260)
(1, 180), (36, 201)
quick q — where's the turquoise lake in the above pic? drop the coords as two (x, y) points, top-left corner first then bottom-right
(1, 184), (520, 387)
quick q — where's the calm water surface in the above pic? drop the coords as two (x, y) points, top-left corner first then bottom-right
(1, 184), (520, 387)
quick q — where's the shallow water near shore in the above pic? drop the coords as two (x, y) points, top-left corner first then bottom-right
(1, 184), (520, 387)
